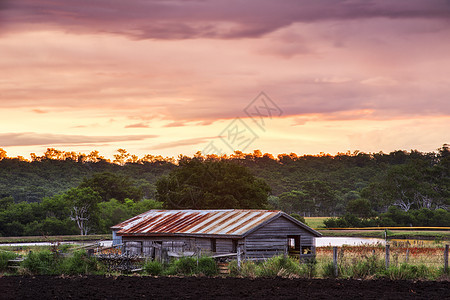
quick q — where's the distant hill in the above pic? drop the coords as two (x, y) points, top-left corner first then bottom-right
(0, 145), (448, 216)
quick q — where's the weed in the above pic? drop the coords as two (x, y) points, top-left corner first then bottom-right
(58, 250), (102, 275)
(385, 264), (435, 280)
(299, 257), (317, 278)
(257, 255), (300, 277)
(163, 256), (218, 276)
(143, 260), (164, 276)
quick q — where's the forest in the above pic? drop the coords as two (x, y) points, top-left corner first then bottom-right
(0, 144), (448, 236)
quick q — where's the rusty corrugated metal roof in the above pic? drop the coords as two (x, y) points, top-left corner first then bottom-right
(113, 209), (282, 237)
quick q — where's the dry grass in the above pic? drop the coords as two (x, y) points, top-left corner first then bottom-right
(316, 243), (448, 277)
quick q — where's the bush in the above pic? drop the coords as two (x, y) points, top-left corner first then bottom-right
(257, 255), (301, 277)
(197, 257), (218, 276)
(165, 257), (197, 275)
(0, 251), (17, 272)
(144, 260), (164, 276)
(239, 261), (258, 278)
(164, 256), (217, 276)
(21, 250), (58, 275)
(385, 264), (434, 280)
(58, 250), (101, 275)
(322, 261), (337, 278)
(345, 255), (384, 279)
(290, 214), (306, 224)
(299, 257), (317, 278)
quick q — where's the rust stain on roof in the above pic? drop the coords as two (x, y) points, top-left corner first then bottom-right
(114, 209), (281, 237)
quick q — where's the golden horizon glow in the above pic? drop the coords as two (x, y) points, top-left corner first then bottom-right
(1, 1), (449, 159)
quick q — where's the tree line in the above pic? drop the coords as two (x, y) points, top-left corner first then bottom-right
(0, 145), (448, 236)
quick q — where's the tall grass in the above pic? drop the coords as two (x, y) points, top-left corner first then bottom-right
(385, 264), (437, 280)
(228, 255), (317, 278)
(144, 256), (218, 276)
(0, 250), (17, 272)
(21, 250), (57, 275)
(143, 260), (164, 276)
(20, 249), (102, 275)
(321, 254), (385, 279)
(58, 250), (103, 275)
(257, 255), (301, 277)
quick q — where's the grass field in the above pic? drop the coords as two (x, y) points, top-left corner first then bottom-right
(304, 217), (328, 229)
(0, 234), (111, 244)
(304, 217), (450, 241)
(318, 229), (450, 241)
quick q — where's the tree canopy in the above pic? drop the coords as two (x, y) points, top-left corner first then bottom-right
(79, 172), (143, 203)
(156, 159), (271, 209)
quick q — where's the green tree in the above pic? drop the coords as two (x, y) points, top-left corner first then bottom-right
(299, 180), (336, 216)
(156, 159), (271, 209)
(346, 198), (375, 218)
(79, 172), (143, 203)
(0, 196), (14, 210)
(97, 198), (163, 233)
(64, 187), (101, 235)
(277, 190), (308, 215)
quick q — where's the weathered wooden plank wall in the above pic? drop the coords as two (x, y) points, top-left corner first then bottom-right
(244, 216), (316, 259)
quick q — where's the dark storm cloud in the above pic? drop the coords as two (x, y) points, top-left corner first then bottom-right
(3, 0), (450, 39)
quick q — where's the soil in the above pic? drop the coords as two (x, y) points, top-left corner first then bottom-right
(0, 276), (448, 299)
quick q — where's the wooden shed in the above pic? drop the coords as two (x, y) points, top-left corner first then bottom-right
(111, 209), (321, 260)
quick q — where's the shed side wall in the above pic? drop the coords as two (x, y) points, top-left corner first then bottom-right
(121, 236), (237, 255)
(244, 216), (316, 259)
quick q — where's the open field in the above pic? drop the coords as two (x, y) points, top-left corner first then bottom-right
(0, 234), (112, 244)
(304, 217), (327, 228)
(316, 244), (449, 278)
(318, 229), (450, 240)
(0, 276), (449, 299)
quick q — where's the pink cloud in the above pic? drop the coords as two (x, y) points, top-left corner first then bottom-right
(125, 123), (149, 128)
(150, 136), (221, 150)
(31, 109), (48, 114)
(0, 132), (158, 147)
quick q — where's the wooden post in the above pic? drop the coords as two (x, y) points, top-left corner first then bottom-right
(237, 246), (242, 270)
(197, 249), (199, 267)
(284, 238), (288, 258)
(333, 246), (338, 277)
(385, 244), (390, 269)
(405, 249), (409, 263)
(444, 244), (449, 273)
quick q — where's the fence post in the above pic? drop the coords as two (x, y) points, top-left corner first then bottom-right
(385, 244), (390, 269)
(445, 244), (449, 273)
(333, 246), (338, 277)
(237, 246), (242, 270)
(405, 249), (409, 264)
(284, 238), (288, 258)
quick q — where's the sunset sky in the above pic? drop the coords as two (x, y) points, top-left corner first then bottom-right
(1, 0), (449, 159)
